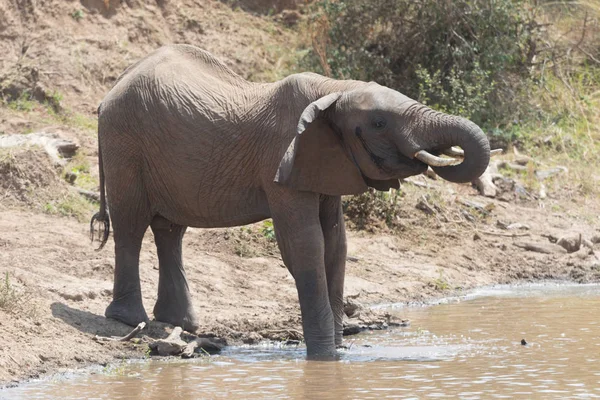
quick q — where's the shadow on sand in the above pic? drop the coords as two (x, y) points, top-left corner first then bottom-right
(50, 302), (173, 339)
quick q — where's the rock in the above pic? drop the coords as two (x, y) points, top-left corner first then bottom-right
(574, 248), (591, 260)
(535, 166), (568, 180)
(242, 332), (263, 345)
(388, 319), (410, 327)
(343, 323), (364, 336)
(64, 171), (77, 184)
(149, 327), (187, 356)
(280, 10), (300, 26)
(582, 238), (594, 249)
(507, 223), (530, 230)
(497, 221), (530, 230)
(473, 162), (501, 197)
(496, 220), (509, 229)
(591, 235), (600, 244)
(343, 297), (362, 318)
(181, 336), (224, 358)
(557, 234), (582, 253)
(58, 291), (84, 301)
(0, 132), (79, 166)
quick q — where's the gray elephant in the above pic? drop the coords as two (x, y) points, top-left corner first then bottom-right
(91, 44), (491, 358)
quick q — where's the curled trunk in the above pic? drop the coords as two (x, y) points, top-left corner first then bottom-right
(405, 111), (491, 183)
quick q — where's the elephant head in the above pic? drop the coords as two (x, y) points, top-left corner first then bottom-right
(275, 83), (491, 195)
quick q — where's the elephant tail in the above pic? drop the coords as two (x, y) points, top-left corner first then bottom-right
(90, 142), (110, 251)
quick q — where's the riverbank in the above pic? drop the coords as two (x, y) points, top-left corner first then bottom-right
(1, 184), (599, 386)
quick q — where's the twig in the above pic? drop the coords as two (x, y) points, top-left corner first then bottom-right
(265, 328), (304, 338)
(478, 230), (530, 238)
(94, 322), (146, 342)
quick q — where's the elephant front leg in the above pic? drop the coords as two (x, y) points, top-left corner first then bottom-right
(150, 216), (199, 332)
(320, 196), (346, 347)
(271, 193), (337, 359)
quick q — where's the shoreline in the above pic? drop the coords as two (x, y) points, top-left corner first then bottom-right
(2, 277), (599, 390)
(1, 180), (599, 386)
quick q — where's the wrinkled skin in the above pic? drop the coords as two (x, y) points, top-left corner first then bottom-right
(92, 44), (490, 358)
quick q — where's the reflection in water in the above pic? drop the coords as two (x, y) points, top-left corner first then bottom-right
(3, 284), (600, 399)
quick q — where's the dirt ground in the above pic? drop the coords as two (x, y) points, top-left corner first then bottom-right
(1, 185), (599, 386)
(1, 0), (600, 388)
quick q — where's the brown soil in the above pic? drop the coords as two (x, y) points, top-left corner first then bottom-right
(1, 0), (599, 388)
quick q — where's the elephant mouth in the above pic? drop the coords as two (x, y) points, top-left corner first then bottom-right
(353, 127), (427, 178)
(391, 151), (428, 177)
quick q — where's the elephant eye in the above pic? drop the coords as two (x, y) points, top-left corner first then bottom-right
(372, 117), (387, 129)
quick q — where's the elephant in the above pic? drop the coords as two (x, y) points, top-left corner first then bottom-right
(90, 44), (492, 358)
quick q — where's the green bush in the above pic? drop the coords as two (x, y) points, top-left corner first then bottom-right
(304, 0), (540, 127)
(343, 188), (403, 231)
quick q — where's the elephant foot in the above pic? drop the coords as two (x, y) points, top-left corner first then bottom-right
(105, 295), (149, 327)
(306, 350), (340, 361)
(153, 301), (199, 332)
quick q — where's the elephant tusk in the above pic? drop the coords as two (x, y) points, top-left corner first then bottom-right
(441, 147), (465, 157)
(414, 150), (462, 167)
(441, 147), (503, 158)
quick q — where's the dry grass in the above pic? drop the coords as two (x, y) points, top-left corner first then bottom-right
(0, 272), (39, 319)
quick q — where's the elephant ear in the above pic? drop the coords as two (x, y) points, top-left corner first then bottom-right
(274, 93), (368, 196)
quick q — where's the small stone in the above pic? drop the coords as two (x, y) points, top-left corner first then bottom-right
(591, 235), (600, 244)
(344, 298), (362, 318)
(59, 292), (84, 301)
(557, 233), (582, 253)
(507, 223), (530, 230)
(521, 339), (527, 345)
(582, 239), (594, 249)
(473, 233), (481, 241)
(64, 171), (77, 184)
(343, 323), (364, 336)
(242, 332), (263, 345)
(281, 10), (300, 26)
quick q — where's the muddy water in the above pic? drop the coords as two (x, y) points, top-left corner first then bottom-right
(4, 284), (600, 399)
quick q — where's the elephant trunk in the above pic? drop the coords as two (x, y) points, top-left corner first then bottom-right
(399, 108), (491, 183)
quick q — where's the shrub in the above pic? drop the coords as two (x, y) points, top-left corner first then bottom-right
(303, 0), (541, 127)
(343, 188), (403, 231)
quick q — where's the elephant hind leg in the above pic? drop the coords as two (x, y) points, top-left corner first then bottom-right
(103, 150), (152, 327)
(105, 212), (151, 327)
(150, 215), (199, 332)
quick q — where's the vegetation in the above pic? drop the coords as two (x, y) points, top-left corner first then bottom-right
(261, 219), (276, 242)
(303, 0), (599, 132)
(431, 269), (451, 291)
(43, 193), (96, 222)
(299, 0), (600, 222)
(343, 188), (404, 231)
(0, 272), (38, 318)
(63, 153), (98, 191)
(0, 272), (19, 312)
